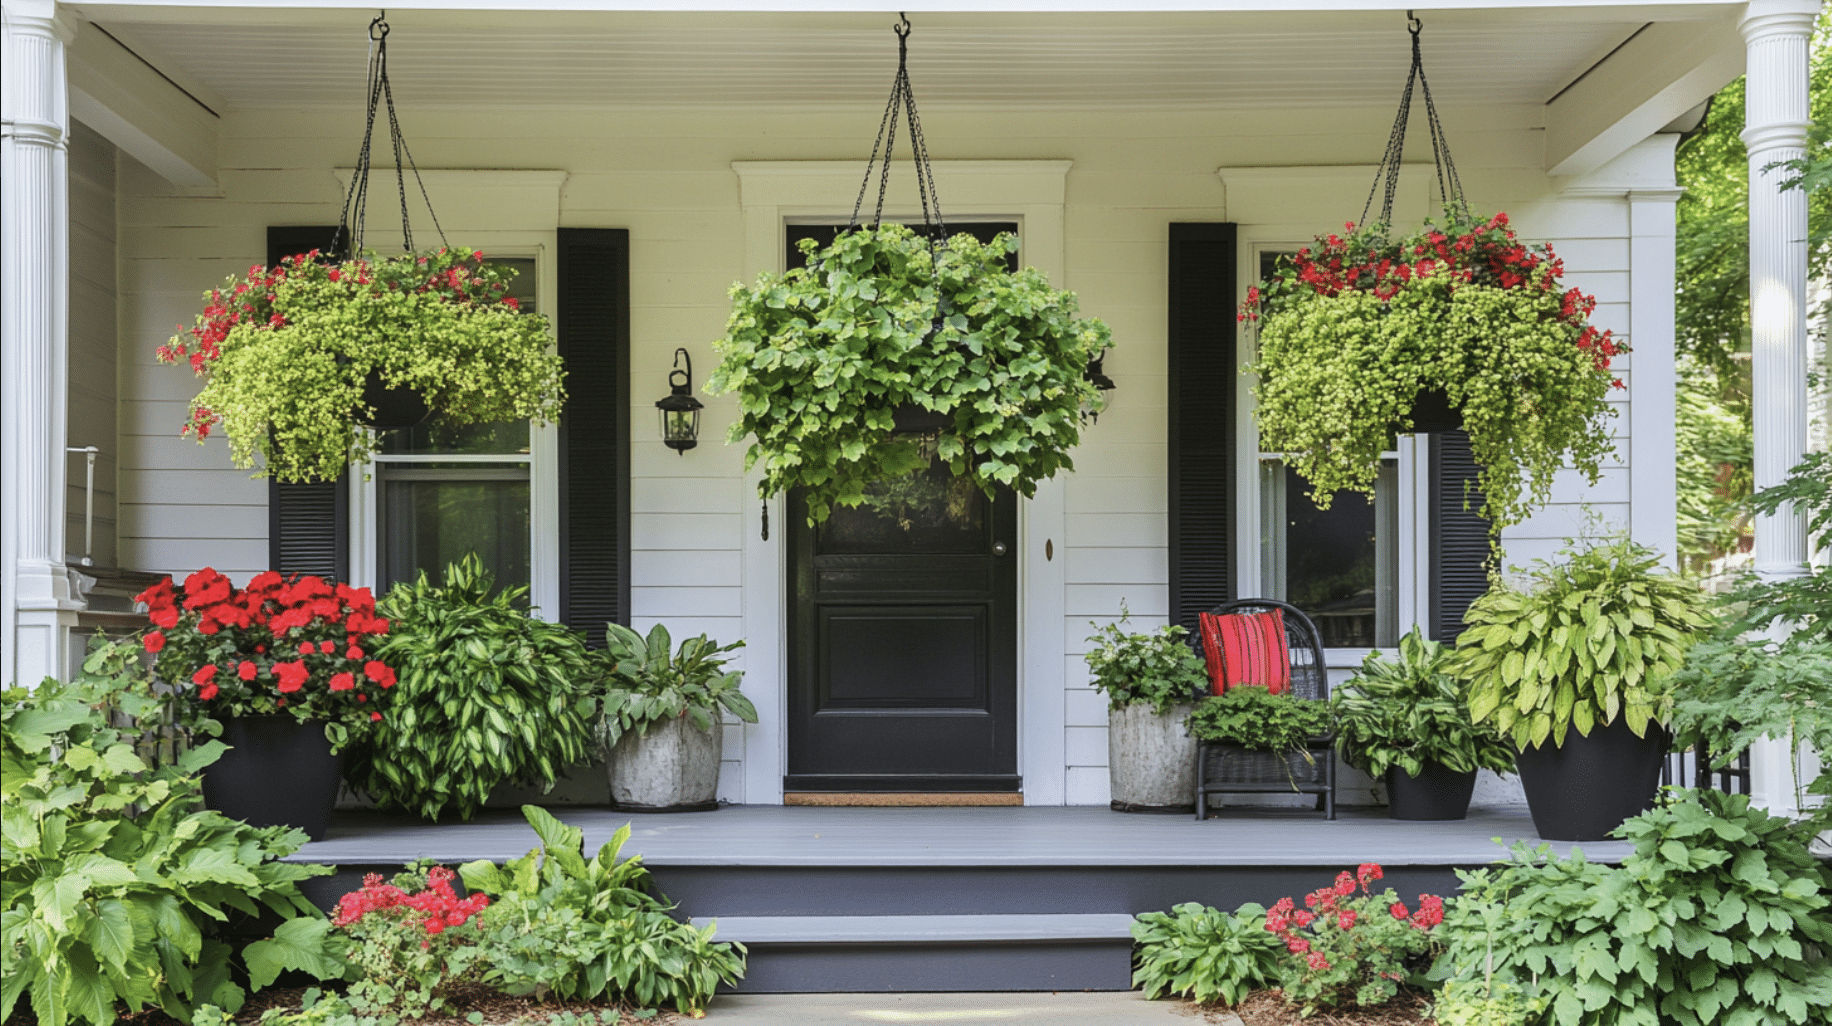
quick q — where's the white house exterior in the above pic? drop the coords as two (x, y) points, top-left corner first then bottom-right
(2, 0), (1820, 812)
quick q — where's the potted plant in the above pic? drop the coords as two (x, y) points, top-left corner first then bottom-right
(1331, 628), (1515, 820)
(598, 624), (758, 812)
(1454, 538), (1711, 841)
(1239, 208), (1621, 529)
(133, 567), (396, 840)
(1084, 610), (1209, 812)
(1186, 685), (1335, 804)
(708, 223), (1113, 524)
(160, 247), (566, 484)
(345, 555), (602, 822)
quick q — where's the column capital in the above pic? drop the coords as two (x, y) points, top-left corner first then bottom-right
(0, 0), (61, 25)
(1741, 0), (1823, 42)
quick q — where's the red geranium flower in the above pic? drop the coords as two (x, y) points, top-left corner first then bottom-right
(144, 631), (166, 653)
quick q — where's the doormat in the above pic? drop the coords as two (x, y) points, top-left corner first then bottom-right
(783, 792), (1024, 807)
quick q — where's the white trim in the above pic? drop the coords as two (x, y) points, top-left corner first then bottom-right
(70, 2), (1752, 16)
(730, 158), (1073, 805)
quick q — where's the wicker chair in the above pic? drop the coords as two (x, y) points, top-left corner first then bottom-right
(1192, 599), (1337, 820)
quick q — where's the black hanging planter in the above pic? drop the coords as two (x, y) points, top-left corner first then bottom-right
(358, 369), (431, 431)
(1514, 718), (1667, 841)
(891, 402), (951, 434)
(200, 715), (343, 841)
(1402, 387), (1462, 434)
(1384, 761), (1478, 820)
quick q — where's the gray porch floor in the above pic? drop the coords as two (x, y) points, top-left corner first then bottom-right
(291, 804), (1631, 867)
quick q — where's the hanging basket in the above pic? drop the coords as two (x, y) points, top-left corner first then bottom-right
(359, 370), (432, 432)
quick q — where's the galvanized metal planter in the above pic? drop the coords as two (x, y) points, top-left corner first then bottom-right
(1107, 702), (1197, 813)
(607, 712), (722, 813)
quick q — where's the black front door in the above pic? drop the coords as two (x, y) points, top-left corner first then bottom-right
(782, 221), (1021, 793)
(786, 463), (1019, 791)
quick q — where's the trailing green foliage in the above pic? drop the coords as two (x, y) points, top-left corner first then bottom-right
(165, 248), (565, 484)
(1185, 686), (1332, 750)
(1082, 607), (1208, 715)
(1131, 902), (1281, 1007)
(598, 623), (757, 748)
(1331, 628), (1515, 779)
(708, 224), (1113, 523)
(1456, 538), (1710, 751)
(350, 555), (600, 820)
(2, 672), (343, 1026)
(459, 806), (746, 1017)
(1432, 790), (1832, 1026)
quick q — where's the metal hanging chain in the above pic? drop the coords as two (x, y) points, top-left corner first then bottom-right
(332, 11), (448, 256)
(1359, 12), (1466, 232)
(847, 14), (947, 240)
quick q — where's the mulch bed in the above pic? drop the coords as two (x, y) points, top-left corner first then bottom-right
(1203, 988), (1438, 1026)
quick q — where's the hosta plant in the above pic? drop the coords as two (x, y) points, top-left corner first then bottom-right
(1131, 901), (1282, 1007)
(709, 223), (1113, 523)
(598, 623), (758, 747)
(161, 247), (565, 483)
(1331, 628), (1514, 778)
(1455, 538), (1710, 751)
(1083, 607), (1209, 715)
(1239, 208), (1620, 528)
(1, 672), (345, 1026)
(346, 555), (600, 821)
(459, 806), (746, 1016)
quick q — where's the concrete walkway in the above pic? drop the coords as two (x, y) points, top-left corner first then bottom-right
(699, 992), (1238, 1024)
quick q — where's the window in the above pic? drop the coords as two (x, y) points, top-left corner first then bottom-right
(354, 256), (556, 607)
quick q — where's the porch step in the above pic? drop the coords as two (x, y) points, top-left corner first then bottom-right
(690, 913), (1137, 993)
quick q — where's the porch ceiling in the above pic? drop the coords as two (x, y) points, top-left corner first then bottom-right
(72, 5), (1741, 112)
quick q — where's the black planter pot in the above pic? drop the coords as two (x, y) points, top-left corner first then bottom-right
(359, 370), (431, 431)
(1384, 762), (1478, 821)
(1402, 388), (1462, 434)
(1514, 718), (1667, 842)
(891, 402), (951, 434)
(201, 715), (343, 841)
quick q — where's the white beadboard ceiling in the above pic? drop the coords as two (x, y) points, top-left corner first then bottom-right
(91, 8), (1729, 111)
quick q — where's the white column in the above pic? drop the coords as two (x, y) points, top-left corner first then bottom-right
(1628, 180), (1684, 569)
(1741, 0), (1821, 817)
(2, 0), (81, 686)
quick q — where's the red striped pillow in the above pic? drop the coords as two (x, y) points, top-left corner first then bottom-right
(1199, 609), (1292, 695)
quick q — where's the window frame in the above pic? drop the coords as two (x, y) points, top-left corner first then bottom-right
(345, 240), (562, 617)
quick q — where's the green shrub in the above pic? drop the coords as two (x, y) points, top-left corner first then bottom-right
(1430, 978), (1547, 1026)
(1131, 902), (1282, 1007)
(325, 864), (492, 1018)
(460, 806), (746, 1016)
(1185, 686), (1332, 750)
(598, 623), (757, 747)
(2, 663), (345, 1026)
(349, 555), (601, 820)
(1331, 628), (1514, 779)
(1262, 864), (1444, 1015)
(1082, 606), (1208, 714)
(1433, 790), (1832, 1026)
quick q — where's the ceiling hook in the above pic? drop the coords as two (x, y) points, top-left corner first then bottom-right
(895, 12), (912, 38)
(1407, 10), (1422, 35)
(369, 10), (389, 41)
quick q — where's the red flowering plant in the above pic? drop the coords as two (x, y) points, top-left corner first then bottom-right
(1238, 207), (1621, 530)
(331, 864), (491, 1017)
(1261, 862), (1445, 1015)
(160, 246), (564, 484)
(134, 567), (396, 750)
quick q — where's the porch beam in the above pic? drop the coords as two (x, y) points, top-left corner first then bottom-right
(67, 19), (218, 188)
(1, 0), (81, 685)
(1545, 17), (1744, 178)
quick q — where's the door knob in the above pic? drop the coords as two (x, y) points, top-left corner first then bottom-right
(992, 542), (1008, 556)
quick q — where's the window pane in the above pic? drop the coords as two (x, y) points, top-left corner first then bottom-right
(379, 418), (530, 456)
(1261, 461), (1397, 649)
(380, 468), (530, 595)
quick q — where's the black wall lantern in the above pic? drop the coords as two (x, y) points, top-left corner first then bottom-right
(656, 348), (703, 454)
(1083, 355), (1117, 423)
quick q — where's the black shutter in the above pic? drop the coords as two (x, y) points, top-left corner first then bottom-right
(556, 228), (631, 647)
(266, 226), (349, 580)
(1428, 430), (1492, 643)
(1167, 223), (1238, 634)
